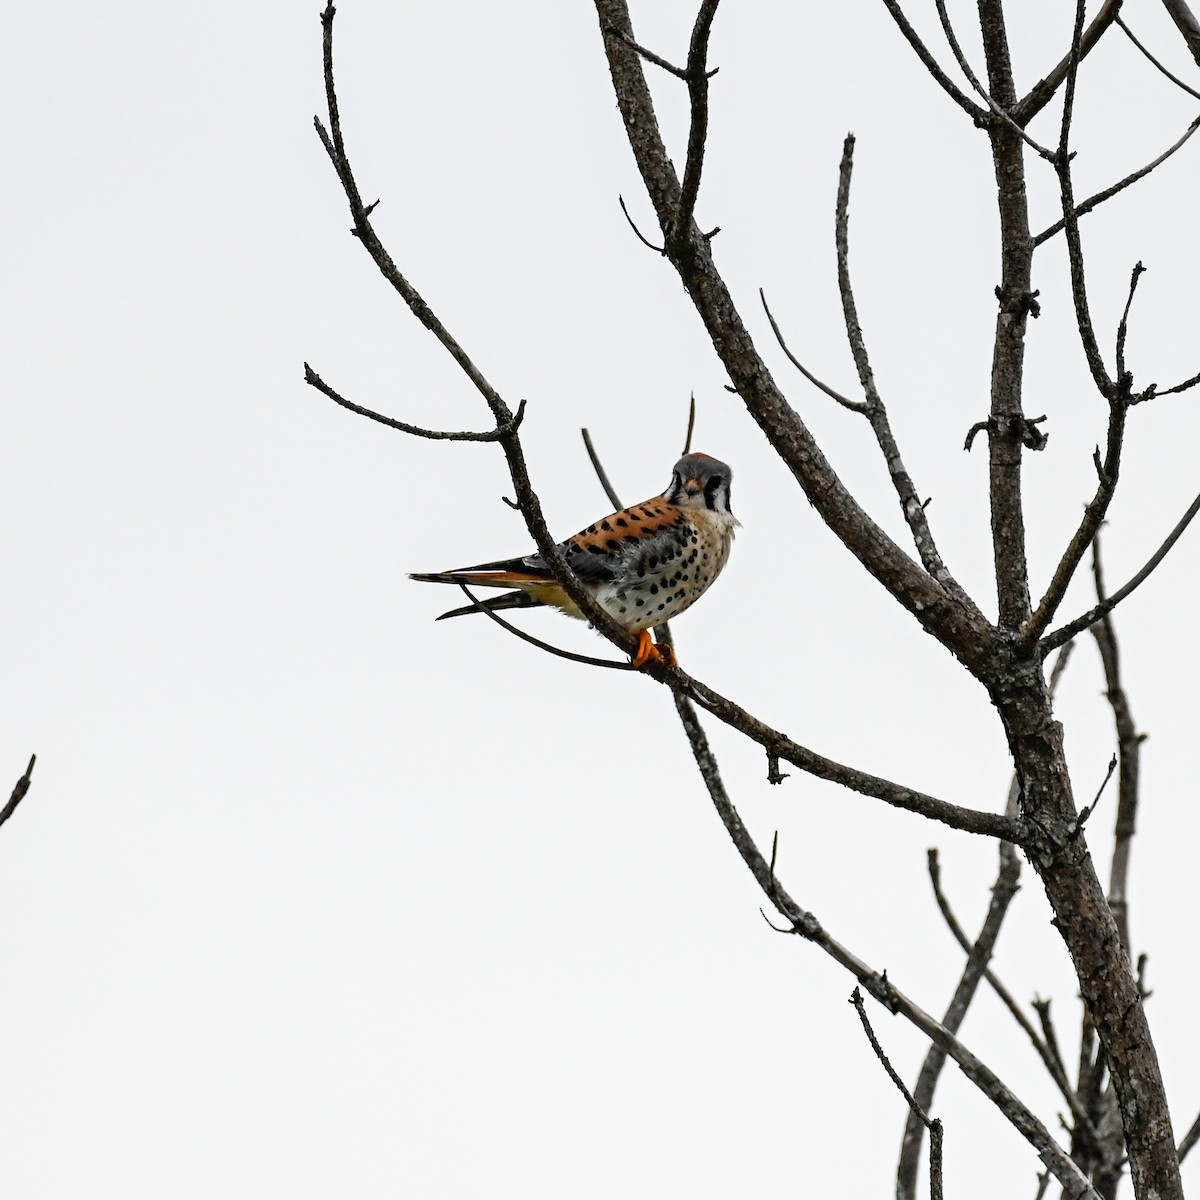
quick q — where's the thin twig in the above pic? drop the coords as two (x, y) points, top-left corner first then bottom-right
(1154, 364), (1200, 398)
(1179, 1110), (1200, 1162)
(1091, 535), (1143, 953)
(1032, 998), (1073, 1093)
(1042, 487), (1200, 651)
(878, 0), (988, 123)
(1116, 262), (1146, 383)
(852, 987), (944, 1200)
(834, 136), (961, 593)
(1013, 0), (1125, 124)
(933, 0), (1055, 158)
(1054, 0), (1116, 397)
(681, 392), (697, 456)
(1021, 263), (1143, 647)
(760, 289), (864, 412)
(0, 755), (36, 831)
(1073, 754), (1118, 834)
(617, 194), (665, 253)
(303, 365), (523, 441)
(452, 585), (636, 670)
(603, 26), (688, 78)
(1034, 115), (1200, 247)
(580, 428), (624, 510)
(1117, 16), (1200, 99)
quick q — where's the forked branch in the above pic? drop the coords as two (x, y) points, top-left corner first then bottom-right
(672, 696), (1097, 1200)
(834, 135), (963, 595)
(1042, 487), (1200, 651)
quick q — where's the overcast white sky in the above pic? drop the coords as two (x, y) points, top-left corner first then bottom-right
(2, 2), (1199, 1196)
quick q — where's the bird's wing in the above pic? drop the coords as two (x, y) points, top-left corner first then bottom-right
(411, 497), (691, 592)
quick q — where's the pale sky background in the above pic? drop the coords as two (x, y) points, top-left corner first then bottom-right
(3, 2), (1199, 1196)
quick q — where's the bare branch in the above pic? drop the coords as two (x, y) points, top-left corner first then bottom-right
(1034, 115), (1200, 247)
(834, 136), (964, 593)
(1154, 364), (1200, 397)
(670, 697), (1098, 1199)
(897, 844), (1020, 1200)
(449, 585), (636, 670)
(1161, 0), (1200, 68)
(674, 0), (722, 242)
(878, 0), (989, 123)
(681, 392), (697, 456)
(922, 847), (1095, 1133)
(1180, 1110), (1200, 1162)
(1021, 262), (1146, 646)
(580, 428), (624, 511)
(1013, 0), (1125, 125)
(1117, 16), (1200, 99)
(0, 754), (36, 832)
(760, 290), (864, 412)
(303, 365), (522, 442)
(603, 26), (688, 78)
(1091, 536), (1143, 953)
(1042, 487), (1200, 651)
(617, 194), (665, 253)
(670, 666), (1022, 840)
(1116, 261), (1145, 384)
(1053, 0), (1117, 397)
(933, 0), (1055, 159)
(1038, 999), (1077, 1094)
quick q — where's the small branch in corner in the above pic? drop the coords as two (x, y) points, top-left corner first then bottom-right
(0, 754), (36, 831)
(851, 986), (945, 1200)
(767, 753), (789, 785)
(1069, 753), (1118, 839)
(618, 195), (665, 254)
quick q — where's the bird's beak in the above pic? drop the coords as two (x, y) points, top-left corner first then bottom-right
(684, 477), (703, 496)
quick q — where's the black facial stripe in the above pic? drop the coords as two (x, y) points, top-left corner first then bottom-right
(703, 474), (724, 510)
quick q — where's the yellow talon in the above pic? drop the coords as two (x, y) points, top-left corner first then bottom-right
(632, 629), (660, 668)
(631, 630), (675, 668)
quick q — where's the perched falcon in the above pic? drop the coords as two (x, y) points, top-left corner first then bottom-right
(410, 452), (736, 666)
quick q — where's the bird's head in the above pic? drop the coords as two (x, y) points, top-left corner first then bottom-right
(666, 452), (733, 515)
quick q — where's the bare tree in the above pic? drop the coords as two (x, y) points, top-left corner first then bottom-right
(305, 4), (1200, 1197)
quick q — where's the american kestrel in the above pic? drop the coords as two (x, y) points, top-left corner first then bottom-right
(410, 452), (736, 666)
